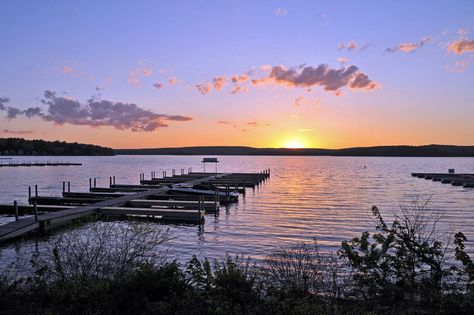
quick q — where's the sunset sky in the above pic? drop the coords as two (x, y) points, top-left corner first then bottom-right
(0, 1), (473, 149)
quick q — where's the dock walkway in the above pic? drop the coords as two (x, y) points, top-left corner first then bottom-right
(0, 170), (270, 244)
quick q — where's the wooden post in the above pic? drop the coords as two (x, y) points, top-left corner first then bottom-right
(198, 196), (203, 222)
(62, 181), (65, 193)
(67, 181), (70, 192)
(109, 176), (112, 187)
(33, 201), (38, 222)
(28, 186), (31, 199)
(226, 185), (229, 203)
(214, 189), (219, 212)
(89, 178), (92, 190)
(35, 185), (38, 197)
(94, 177), (97, 188)
(113, 176), (116, 185)
(14, 200), (18, 221)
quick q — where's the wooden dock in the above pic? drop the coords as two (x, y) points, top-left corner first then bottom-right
(0, 169), (270, 244)
(411, 172), (474, 188)
(0, 161), (82, 167)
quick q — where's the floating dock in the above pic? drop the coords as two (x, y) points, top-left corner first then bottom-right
(411, 172), (474, 188)
(0, 168), (270, 244)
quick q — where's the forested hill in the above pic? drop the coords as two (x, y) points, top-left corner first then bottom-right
(115, 145), (474, 157)
(0, 138), (114, 156)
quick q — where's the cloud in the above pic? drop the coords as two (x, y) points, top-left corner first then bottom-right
(197, 63), (379, 96)
(230, 86), (247, 94)
(217, 120), (233, 125)
(293, 96), (304, 107)
(62, 66), (74, 73)
(447, 39), (474, 55)
(0, 97), (43, 119)
(212, 76), (226, 90)
(274, 8), (287, 16)
(196, 83), (213, 95)
(0, 91), (192, 132)
(293, 96), (321, 107)
(231, 74), (249, 83)
(246, 121), (270, 127)
(1, 129), (34, 135)
(445, 59), (470, 72)
(336, 57), (349, 64)
(338, 41), (368, 52)
(168, 77), (178, 85)
(0, 97), (9, 111)
(386, 37), (430, 53)
(128, 67), (153, 85)
(153, 83), (163, 89)
(252, 64), (380, 94)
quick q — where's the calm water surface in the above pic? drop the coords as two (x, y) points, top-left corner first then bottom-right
(1, 155), (474, 265)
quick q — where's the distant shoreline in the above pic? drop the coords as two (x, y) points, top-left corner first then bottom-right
(114, 145), (474, 157)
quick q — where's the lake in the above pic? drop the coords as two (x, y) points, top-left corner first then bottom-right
(1, 155), (474, 265)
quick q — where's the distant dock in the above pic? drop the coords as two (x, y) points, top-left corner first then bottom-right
(0, 168), (270, 244)
(0, 161), (82, 167)
(411, 172), (474, 188)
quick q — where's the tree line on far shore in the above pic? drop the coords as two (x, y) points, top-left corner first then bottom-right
(0, 138), (114, 156)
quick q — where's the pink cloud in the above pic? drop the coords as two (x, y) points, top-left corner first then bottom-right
(448, 39), (474, 55)
(196, 83), (213, 95)
(231, 74), (249, 83)
(62, 66), (74, 73)
(230, 86), (247, 94)
(168, 77), (178, 84)
(212, 76), (226, 90)
(386, 37), (430, 53)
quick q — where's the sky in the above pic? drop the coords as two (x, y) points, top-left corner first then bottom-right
(0, 0), (473, 149)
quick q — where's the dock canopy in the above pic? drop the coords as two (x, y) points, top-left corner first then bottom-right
(202, 157), (219, 172)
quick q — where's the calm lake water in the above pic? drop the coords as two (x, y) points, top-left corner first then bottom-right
(1, 155), (474, 265)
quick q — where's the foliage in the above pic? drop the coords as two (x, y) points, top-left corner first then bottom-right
(1, 196), (474, 314)
(0, 137), (114, 156)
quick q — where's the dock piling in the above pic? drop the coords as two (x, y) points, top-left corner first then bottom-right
(14, 201), (18, 221)
(33, 202), (38, 222)
(28, 186), (31, 199)
(67, 181), (71, 192)
(35, 185), (38, 197)
(62, 181), (65, 193)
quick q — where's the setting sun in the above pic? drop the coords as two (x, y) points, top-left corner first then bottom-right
(283, 139), (306, 149)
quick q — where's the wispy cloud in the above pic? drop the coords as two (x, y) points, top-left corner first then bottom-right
(338, 41), (369, 52)
(128, 67), (153, 85)
(386, 37), (430, 53)
(336, 57), (349, 64)
(274, 8), (287, 17)
(62, 66), (74, 73)
(445, 59), (471, 72)
(196, 83), (213, 95)
(0, 91), (192, 132)
(1, 129), (34, 135)
(168, 77), (178, 85)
